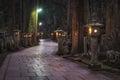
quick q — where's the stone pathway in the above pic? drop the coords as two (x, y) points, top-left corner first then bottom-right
(0, 40), (120, 80)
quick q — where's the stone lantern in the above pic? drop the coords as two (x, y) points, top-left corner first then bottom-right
(54, 29), (65, 55)
(87, 20), (103, 37)
(27, 33), (32, 46)
(0, 32), (7, 52)
(54, 29), (64, 41)
(86, 19), (103, 69)
(22, 33), (28, 47)
(13, 30), (20, 49)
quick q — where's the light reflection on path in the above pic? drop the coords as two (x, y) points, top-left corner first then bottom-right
(0, 39), (120, 80)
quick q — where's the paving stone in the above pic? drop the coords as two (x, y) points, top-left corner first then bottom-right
(6, 72), (21, 77)
(0, 74), (4, 80)
(7, 67), (20, 71)
(5, 77), (30, 80)
(21, 72), (36, 77)
(36, 72), (50, 76)
(28, 68), (41, 73)
(47, 75), (57, 80)
(30, 76), (49, 80)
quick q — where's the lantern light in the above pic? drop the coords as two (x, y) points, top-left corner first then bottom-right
(88, 26), (92, 35)
(94, 29), (98, 33)
(51, 33), (53, 36)
(59, 33), (61, 36)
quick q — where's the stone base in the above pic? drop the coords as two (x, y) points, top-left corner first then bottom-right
(88, 63), (101, 70)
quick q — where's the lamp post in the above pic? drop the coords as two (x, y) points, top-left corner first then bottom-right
(37, 8), (43, 40)
(36, 8), (43, 43)
(86, 19), (103, 69)
(30, 8), (43, 45)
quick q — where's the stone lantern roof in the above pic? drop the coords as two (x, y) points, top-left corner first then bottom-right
(86, 20), (103, 27)
(54, 29), (64, 32)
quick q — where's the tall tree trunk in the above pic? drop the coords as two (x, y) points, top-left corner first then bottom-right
(23, 1), (27, 32)
(20, 0), (23, 32)
(84, 0), (90, 24)
(9, 0), (16, 31)
(78, 0), (85, 53)
(106, 0), (114, 35)
(67, 0), (71, 35)
(71, 0), (79, 54)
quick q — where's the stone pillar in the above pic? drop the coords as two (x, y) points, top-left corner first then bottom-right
(89, 36), (101, 69)
(84, 37), (88, 55)
(90, 37), (98, 64)
(57, 36), (63, 55)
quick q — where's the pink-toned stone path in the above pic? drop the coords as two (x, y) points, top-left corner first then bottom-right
(0, 39), (120, 80)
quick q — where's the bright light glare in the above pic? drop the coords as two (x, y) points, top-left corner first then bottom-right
(37, 8), (43, 13)
(39, 22), (42, 26)
(94, 29), (98, 33)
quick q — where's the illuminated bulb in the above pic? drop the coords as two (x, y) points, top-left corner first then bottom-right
(37, 8), (43, 13)
(39, 22), (42, 26)
(51, 33), (53, 36)
(59, 33), (61, 36)
(94, 29), (98, 33)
